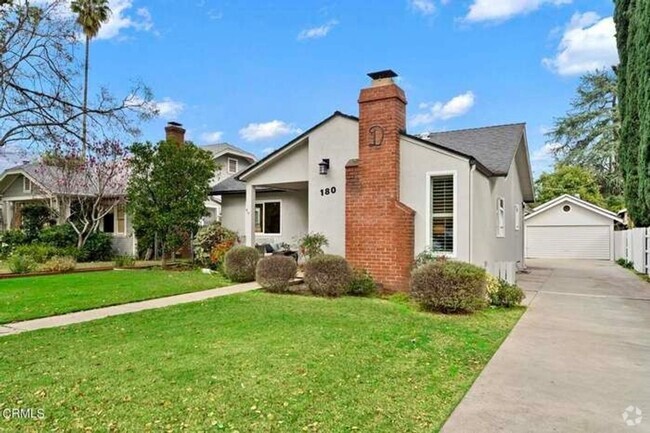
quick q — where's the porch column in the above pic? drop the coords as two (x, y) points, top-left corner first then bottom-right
(244, 184), (256, 247)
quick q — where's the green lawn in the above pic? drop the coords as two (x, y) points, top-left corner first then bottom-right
(0, 292), (523, 432)
(0, 269), (231, 324)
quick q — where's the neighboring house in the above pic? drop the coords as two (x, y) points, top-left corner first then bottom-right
(0, 123), (254, 256)
(212, 70), (535, 291)
(200, 141), (256, 223)
(0, 162), (135, 255)
(525, 194), (624, 261)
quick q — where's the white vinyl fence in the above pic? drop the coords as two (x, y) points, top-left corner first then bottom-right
(614, 228), (650, 274)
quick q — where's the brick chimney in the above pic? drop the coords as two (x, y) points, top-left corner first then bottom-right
(165, 121), (185, 145)
(345, 70), (415, 292)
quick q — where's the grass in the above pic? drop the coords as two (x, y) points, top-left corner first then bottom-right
(0, 292), (524, 432)
(0, 269), (231, 324)
(0, 260), (162, 275)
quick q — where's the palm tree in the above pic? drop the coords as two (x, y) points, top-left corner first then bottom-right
(70, 0), (111, 157)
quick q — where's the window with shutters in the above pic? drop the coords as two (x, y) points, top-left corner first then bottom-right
(429, 173), (455, 255)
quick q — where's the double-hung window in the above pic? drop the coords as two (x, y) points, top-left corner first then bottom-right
(255, 201), (281, 235)
(227, 158), (238, 174)
(23, 177), (32, 193)
(497, 197), (506, 237)
(430, 174), (455, 254)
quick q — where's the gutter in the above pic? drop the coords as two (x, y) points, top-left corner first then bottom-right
(469, 162), (476, 264)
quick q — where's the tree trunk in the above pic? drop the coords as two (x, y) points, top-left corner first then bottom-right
(81, 34), (90, 158)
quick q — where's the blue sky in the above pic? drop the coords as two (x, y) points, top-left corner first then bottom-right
(5, 0), (619, 177)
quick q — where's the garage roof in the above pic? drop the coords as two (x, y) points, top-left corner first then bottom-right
(525, 194), (624, 223)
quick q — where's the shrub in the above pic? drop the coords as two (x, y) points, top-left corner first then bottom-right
(193, 222), (239, 267)
(256, 255), (297, 293)
(0, 229), (27, 258)
(13, 244), (60, 263)
(209, 239), (236, 270)
(298, 232), (329, 259)
(223, 246), (260, 282)
(486, 273), (500, 298)
(80, 232), (113, 262)
(38, 224), (77, 249)
(414, 247), (439, 268)
(41, 256), (76, 273)
(114, 255), (136, 268)
(347, 269), (377, 297)
(21, 203), (55, 241)
(410, 258), (487, 313)
(304, 254), (352, 297)
(7, 254), (37, 274)
(488, 279), (525, 308)
(616, 258), (634, 269)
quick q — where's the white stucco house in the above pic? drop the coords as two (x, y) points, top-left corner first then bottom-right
(213, 70), (535, 290)
(525, 194), (624, 260)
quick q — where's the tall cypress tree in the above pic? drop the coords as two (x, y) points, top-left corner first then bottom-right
(615, 0), (650, 226)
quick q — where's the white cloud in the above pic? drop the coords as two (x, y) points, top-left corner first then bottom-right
(466, 0), (571, 23)
(411, 91), (476, 126)
(154, 98), (185, 119)
(542, 12), (618, 76)
(35, 0), (155, 40)
(127, 95), (185, 119)
(297, 20), (338, 40)
(409, 0), (435, 15)
(239, 120), (302, 142)
(531, 142), (560, 162)
(200, 131), (224, 144)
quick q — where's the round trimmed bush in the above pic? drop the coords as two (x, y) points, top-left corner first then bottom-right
(223, 246), (260, 282)
(488, 279), (525, 307)
(410, 258), (487, 313)
(256, 255), (297, 293)
(304, 254), (352, 297)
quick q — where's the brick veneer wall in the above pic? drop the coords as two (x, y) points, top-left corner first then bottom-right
(345, 81), (415, 292)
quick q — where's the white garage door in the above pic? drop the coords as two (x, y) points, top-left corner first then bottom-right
(526, 225), (611, 260)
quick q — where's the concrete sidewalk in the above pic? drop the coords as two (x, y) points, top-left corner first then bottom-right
(441, 260), (650, 433)
(0, 281), (260, 337)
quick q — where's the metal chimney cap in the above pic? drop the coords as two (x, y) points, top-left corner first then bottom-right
(367, 70), (398, 80)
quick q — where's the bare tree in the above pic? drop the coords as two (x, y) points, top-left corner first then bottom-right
(0, 0), (155, 150)
(37, 139), (129, 248)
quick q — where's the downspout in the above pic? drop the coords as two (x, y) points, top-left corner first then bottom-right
(469, 162), (476, 264)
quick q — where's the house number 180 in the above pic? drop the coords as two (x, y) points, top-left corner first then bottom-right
(320, 186), (337, 196)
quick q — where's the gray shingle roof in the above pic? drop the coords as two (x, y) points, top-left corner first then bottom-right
(420, 123), (525, 176)
(211, 175), (247, 195)
(201, 143), (256, 162)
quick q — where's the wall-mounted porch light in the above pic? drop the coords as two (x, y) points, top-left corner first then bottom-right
(318, 158), (330, 175)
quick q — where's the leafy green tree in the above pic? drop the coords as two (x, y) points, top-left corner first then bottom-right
(71, 0), (111, 156)
(546, 70), (622, 204)
(615, 0), (650, 226)
(535, 165), (606, 208)
(127, 140), (217, 266)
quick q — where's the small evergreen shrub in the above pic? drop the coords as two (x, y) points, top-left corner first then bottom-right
(298, 232), (329, 259)
(38, 224), (77, 249)
(256, 255), (297, 293)
(223, 246), (260, 282)
(114, 255), (136, 268)
(304, 254), (352, 297)
(41, 256), (76, 273)
(80, 232), (113, 262)
(616, 258), (634, 269)
(7, 254), (37, 274)
(347, 269), (377, 297)
(488, 279), (525, 308)
(21, 203), (55, 241)
(410, 258), (487, 313)
(13, 244), (60, 263)
(0, 229), (27, 258)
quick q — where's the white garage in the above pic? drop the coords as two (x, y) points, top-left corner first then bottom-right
(525, 195), (623, 260)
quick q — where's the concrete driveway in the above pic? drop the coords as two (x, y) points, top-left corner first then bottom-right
(442, 259), (650, 433)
